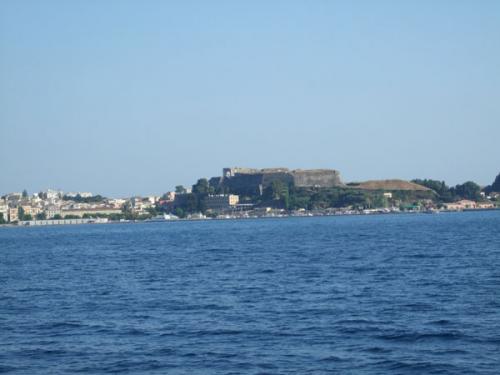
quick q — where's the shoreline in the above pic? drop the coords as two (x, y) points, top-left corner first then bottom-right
(1, 207), (498, 228)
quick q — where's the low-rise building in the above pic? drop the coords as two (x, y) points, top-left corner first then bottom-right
(488, 192), (499, 200)
(129, 197), (153, 214)
(31, 194), (42, 204)
(60, 208), (122, 218)
(205, 194), (239, 212)
(147, 196), (159, 204)
(5, 192), (22, 202)
(20, 204), (33, 217)
(443, 200), (477, 210)
(66, 192), (93, 198)
(0, 200), (8, 222)
(46, 189), (63, 200)
(164, 192), (176, 202)
(108, 198), (126, 208)
(477, 202), (495, 209)
(8, 207), (19, 222)
(46, 205), (62, 219)
(30, 205), (43, 217)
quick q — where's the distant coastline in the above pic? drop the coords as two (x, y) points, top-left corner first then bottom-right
(1, 167), (499, 227)
(2, 206), (499, 229)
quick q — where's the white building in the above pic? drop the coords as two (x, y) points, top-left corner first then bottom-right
(46, 205), (62, 219)
(5, 192), (22, 202)
(108, 198), (126, 208)
(0, 199), (8, 222)
(46, 189), (63, 200)
(66, 192), (93, 198)
(164, 192), (176, 202)
(147, 196), (159, 204)
(8, 207), (19, 222)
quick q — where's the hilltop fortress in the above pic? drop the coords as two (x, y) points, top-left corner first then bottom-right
(210, 167), (344, 196)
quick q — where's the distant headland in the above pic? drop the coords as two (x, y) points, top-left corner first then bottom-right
(1, 167), (499, 226)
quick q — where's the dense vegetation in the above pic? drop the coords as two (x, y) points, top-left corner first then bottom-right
(62, 194), (105, 203)
(17, 206), (32, 221)
(412, 179), (482, 202)
(169, 179), (216, 217)
(484, 173), (500, 194)
(171, 177), (438, 214)
(262, 184), (434, 210)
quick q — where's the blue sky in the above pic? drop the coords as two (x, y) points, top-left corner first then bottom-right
(1, 1), (499, 196)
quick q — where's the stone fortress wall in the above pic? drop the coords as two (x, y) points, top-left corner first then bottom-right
(218, 167), (344, 195)
(292, 169), (343, 188)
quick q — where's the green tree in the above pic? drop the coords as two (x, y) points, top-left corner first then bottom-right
(18, 207), (25, 221)
(174, 207), (185, 218)
(412, 179), (453, 202)
(191, 179), (212, 212)
(109, 213), (124, 221)
(62, 194), (105, 203)
(192, 178), (209, 195)
(175, 185), (187, 194)
(185, 193), (198, 213)
(0, 213), (6, 224)
(337, 190), (368, 208)
(263, 180), (290, 209)
(22, 189), (28, 199)
(146, 206), (158, 216)
(63, 215), (80, 219)
(371, 194), (388, 208)
(453, 181), (481, 200)
(24, 214), (33, 221)
(197, 197), (207, 213)
(288, 195), (310, 210)
(489, 173), (500, 193)
(36, 212), (47, 220)
(53, 214), (63, 220)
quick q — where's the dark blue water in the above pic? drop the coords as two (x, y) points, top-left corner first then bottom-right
(1, 211), (500, 374)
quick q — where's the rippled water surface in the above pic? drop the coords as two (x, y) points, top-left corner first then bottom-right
(1, 211), (500, 374)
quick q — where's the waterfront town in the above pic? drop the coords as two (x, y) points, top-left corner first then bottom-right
(0, 167), (499, 226)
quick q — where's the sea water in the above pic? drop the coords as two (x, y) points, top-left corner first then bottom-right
(1, 211), (499, 374)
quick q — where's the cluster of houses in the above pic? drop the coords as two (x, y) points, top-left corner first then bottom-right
(0, 189), (159, 224)
(0, 189), (246, 224)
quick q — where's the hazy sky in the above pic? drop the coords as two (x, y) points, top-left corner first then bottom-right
(1, 1), (499, 196)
